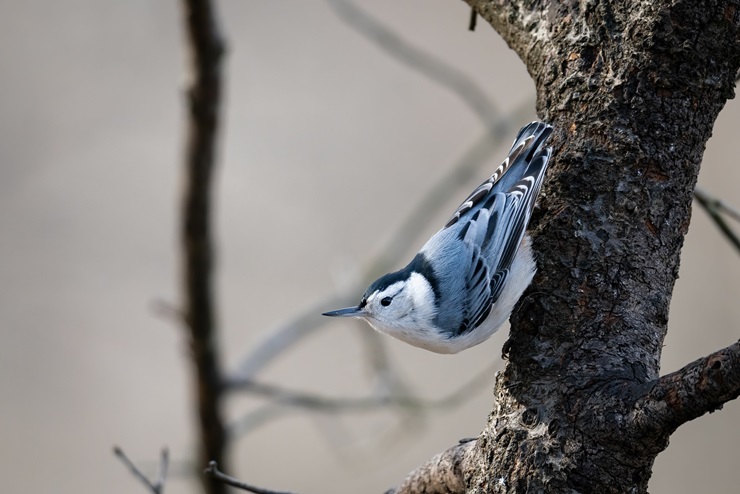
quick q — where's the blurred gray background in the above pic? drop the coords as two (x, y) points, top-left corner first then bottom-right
(1, 1), (738, 493)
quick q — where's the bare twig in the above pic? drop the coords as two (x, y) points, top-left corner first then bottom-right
(114, 446), (169, 494)
(468, 8), (478, 31)
(180, 1), (228, 493)
(631, 340), (740, 435)
(326, 0), (501, 129)
(227, 403), (293, 439)
(226, 363), (496, 449)
(695, 187), (740, 222)
(232, 295), (350, 381)
(228, 363), (497, 415)
(204, 461), (302, 494)
(693, 187), (740, 254)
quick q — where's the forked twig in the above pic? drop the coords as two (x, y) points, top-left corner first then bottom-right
(114, 446), (169, 494)
(204, 461), (302, 494)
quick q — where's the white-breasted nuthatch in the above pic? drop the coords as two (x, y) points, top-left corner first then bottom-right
(323, 121), (553, 354)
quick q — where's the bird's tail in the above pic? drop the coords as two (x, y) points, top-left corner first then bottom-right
(492, 121), (553, 194)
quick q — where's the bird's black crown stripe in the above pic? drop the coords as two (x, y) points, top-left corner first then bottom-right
(362, 253), (440, 303)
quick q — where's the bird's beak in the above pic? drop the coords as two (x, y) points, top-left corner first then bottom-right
(322, 306), (363, 317)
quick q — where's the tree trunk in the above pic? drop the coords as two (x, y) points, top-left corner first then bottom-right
(394, 1), (740, 492)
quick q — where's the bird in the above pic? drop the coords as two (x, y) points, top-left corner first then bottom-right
(322, 121), (553, 354)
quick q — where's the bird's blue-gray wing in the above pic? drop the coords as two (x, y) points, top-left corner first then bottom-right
(444, 121), (553, 229)
(449, 123), (552, 335)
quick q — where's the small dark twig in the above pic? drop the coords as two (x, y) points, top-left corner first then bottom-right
(114, 446), (169, 494)
(468, 8), (477, 31)
(204, 461), (302, 494)
(693, 187), (740, 255)
(695, 186), (740, 222)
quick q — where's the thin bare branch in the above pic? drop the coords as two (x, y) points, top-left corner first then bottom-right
(225, 364), (495, 452)
(204, 461), (302, 494)
(326, 0), (501, 129)
(231, 295), (349, 381)
(694, 187), (740, 255)
(114, 447), (169, 494)
(154, 448), (170, 492)
(631, 340), (740, 435)
(468, 8), (478, 31)
(227, 403), (292, 440)
(227, 363), (497, 414)
(179, 0), (228, 492)
(704, 191), (740, 222)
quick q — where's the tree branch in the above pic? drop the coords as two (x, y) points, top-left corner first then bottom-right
(114, 446), (169, 494)
(389, 440), (477, 494)
(694, 187), (740, 255)
(632, 340), (740, 435)
(180, 1), (228, 493)
(204, 461), (301, 494)
(227, 363), (496, 415)
(326, 0), (501, 129)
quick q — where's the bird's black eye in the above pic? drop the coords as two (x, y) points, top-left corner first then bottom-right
(380, 297), (392, 307)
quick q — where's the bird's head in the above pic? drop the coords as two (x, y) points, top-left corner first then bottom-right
(322, 269), (437, 333)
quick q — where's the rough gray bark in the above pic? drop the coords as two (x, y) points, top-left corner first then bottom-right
(393, 1), (740, 492)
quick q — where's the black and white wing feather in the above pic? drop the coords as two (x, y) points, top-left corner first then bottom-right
(450, 122), (552, 334)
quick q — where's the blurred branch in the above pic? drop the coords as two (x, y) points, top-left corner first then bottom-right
(179, 1), (229, 493)
(151, 298), (187, 326)
(232, 295), (349, 381)
(694, 186), (740, 222)
(114, 446), (169, 494)
(326, 0), (501, 129)
(225, 363), (494, 467)
(694, 186), (740, 254)
(204, 461), (301, 494)
(228, 403), (293, 440)
(227, 363), (497, 419)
